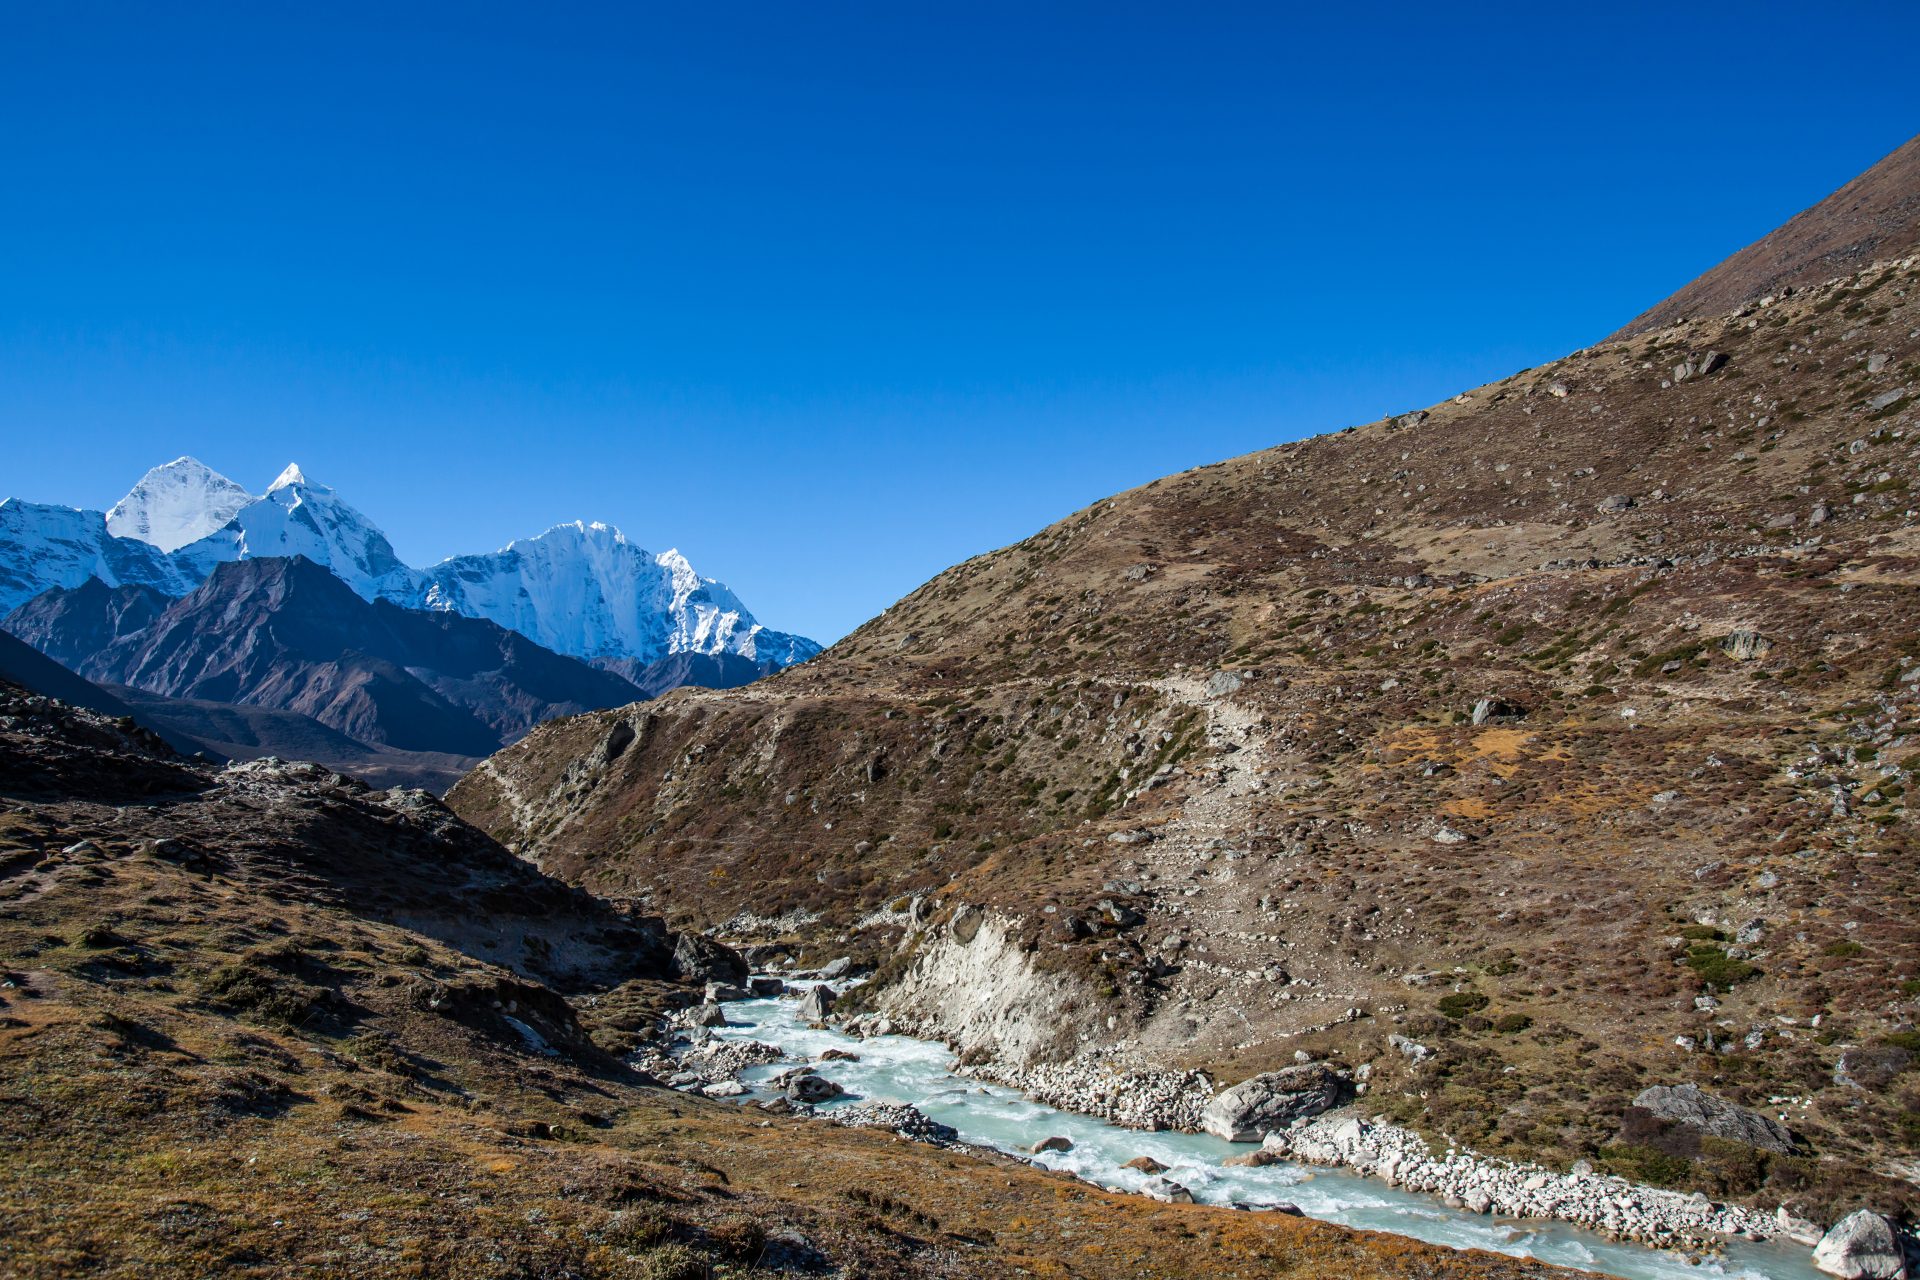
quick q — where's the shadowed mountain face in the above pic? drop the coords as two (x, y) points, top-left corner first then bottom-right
(1615, 132), (1920, 337)
(10, 556), (648, 758)
(452, 157), (1920, 1225)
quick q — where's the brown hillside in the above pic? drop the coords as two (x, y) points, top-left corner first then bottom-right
(0, 679), (1569, 1280)
(1615, 132), (1920, 337)
(456, 243), (1920, 1224)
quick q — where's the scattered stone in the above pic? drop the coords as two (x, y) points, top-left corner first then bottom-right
(1388, 1034), (1433, 1063)
(1431, 827), (1469, 846)
(1122, 1156), (1168, 1174)
(1470, 696), (1526, 725)
(830, 1102), (958, 1145)
(1139, 1176), (1194, 1204)
(1596, 494), (1636, 514)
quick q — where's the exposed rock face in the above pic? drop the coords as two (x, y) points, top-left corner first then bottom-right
(672, 933), (750, 987)
(1812, 1210), (1909, 1279)
(1629, 1083), (1795, 1154)
(1200, 1064), (1347, 1143)
(865, 909), (1099, 1069)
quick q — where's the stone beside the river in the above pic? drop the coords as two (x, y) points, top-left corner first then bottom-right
(1201, 1063), (1346, 1142)
(1139, 1176), (1194, 1204)
(1031, 1135), (1074, 1154)
(1812, 1209), (1909, 1279)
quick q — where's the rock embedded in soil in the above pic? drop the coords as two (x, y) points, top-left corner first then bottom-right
(1630, 1083), (1796, 1154)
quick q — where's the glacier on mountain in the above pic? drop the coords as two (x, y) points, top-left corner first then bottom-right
(105, 457), (258, 552)
(0, 499), (195, 614)
(1, 459), (819, 669)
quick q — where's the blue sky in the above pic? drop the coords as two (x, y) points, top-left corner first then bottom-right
(3, 3), (1916, 644)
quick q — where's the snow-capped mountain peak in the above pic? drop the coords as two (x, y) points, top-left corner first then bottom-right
(417, 520), (818, 667)
(5, 459), (821, 671)
(169, 462), (428, 604)
(269, 462), (310, 492)
(105, 456), (257, 553)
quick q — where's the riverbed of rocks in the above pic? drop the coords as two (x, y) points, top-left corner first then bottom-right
(959, 1049), (1213, 1132)
(1259, 1110), (1799, 1252)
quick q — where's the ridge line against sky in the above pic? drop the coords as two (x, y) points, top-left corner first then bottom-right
(3, 3), (1917, 643)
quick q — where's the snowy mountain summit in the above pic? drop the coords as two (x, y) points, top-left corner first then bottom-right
(1, 458), (818, 670)
(422, 520), (819, 666)
(105, 456), (257, 552)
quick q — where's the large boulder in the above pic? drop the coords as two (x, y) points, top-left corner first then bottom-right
(1200, 1064), (1346, 1143)
(671, 932), (749, 987)
(1813, 1210), (1908, 1279)
(1629, 1083), (1794, 1154)
(796, 983), (837, 1022)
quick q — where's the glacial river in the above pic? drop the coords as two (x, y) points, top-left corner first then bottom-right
(699, 989), (1825, 1280)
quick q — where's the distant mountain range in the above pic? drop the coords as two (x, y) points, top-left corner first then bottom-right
(8, 456), (821, 667)
(0, 458), (820, 788)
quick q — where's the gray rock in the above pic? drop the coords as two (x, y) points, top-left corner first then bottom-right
(796, 984), (837, 1023)
(1388, 1033), (1433, 1063)
(1812, 1209), (1907, 1279)
(748, 976), (786, 997)
(1867, 388), (1908, 414)
(1201, 1064), (1348, 1142)
(785, 1070), (843, 1103)
(1867, 353), (1890, 375)
(1596, 494), (1636, 514)
(818, 956), (856, 980)
(672, 932), (749, 986)
(1205, 670), (1245, 698)
(1470, 697), (1526, 725)
(687, 1001), (727, 1028)
(1139, 1175), (1194, 1204)
(704, 981), (749, 1003)
(1630, 1083), (1794, 1154)
(1720, 630), (1773, 661)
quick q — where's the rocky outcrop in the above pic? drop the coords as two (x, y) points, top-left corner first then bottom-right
(869, 908), (1101, 1069)
(672, 932), (749, 987)
(1200, 1064), (1347, 1142)
(1629, 1083), (1795, 1154)
(1813, 1210), (1910, 1279)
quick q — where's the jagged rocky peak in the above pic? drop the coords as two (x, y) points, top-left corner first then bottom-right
(105, 456), (258, 553)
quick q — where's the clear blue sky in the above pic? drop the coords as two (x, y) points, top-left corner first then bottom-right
(3, 3), (1915, 643)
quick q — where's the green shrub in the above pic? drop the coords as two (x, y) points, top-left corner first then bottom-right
(1685, 946), (1759, 989)
(1438, 992), (1491, 1019)
(1678, 924), (1727, 942)
(1823, 940), (1865, 958)
(1493, 1013), (1533, 1034)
